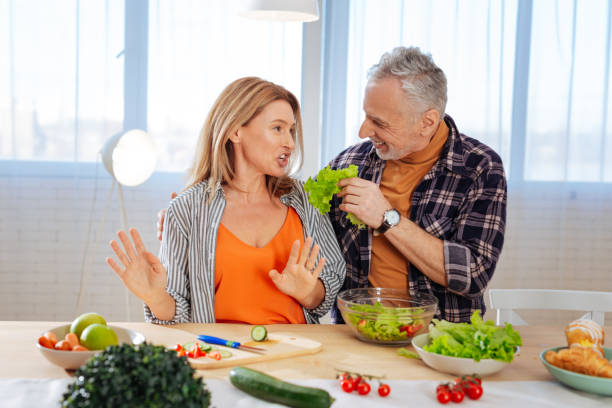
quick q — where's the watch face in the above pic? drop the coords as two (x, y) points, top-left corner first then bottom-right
(385, 209), (400, 226)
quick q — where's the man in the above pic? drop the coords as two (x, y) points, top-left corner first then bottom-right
(329, 46), (506, 323)
(157, 46), (506, 323)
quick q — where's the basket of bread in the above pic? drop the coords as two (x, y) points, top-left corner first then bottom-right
(540, 318), (612, 396)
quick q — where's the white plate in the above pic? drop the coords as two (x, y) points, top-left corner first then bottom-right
(37, 324), (145, 370)
(411, 333), (514, 376)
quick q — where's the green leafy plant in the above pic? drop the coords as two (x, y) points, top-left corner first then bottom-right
(61, 342), (211, 408)
(304, 165), (365, 228)
(424, 311), (522, 362)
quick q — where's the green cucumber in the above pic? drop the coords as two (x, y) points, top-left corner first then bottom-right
(251, 325), (268, 341)
(229, 366), (335, 408)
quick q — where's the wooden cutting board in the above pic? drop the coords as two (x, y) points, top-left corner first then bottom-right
(166, 332), (322, 370)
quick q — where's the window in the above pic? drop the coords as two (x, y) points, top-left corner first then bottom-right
(1, 1), (304, 172)
(340, 0), (612, 182)
(0, 0), (124, 162)
(148, 1), (303, 171)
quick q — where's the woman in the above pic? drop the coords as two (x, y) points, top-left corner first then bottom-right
(106, 77), (345, 324)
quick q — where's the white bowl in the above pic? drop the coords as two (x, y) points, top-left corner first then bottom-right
(411, 333), (515, 376)
(37, 324), (145, 370)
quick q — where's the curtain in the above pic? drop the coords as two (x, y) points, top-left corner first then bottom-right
(0, 0), (304, 322)
(343, 0), (612, 324)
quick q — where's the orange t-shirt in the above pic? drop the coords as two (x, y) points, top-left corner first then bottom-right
(369, 120), (449, 289)
(214, 207), (307, 324)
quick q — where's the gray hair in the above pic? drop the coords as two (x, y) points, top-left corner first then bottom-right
(368, 46), (447, 117)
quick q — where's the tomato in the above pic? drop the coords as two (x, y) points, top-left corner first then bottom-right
(38, 336), (53, 349)
(338, 372), (350, 382)
(177, 349), (187, 357)
(190, 344), (203, 359)
(187, 351), (194, 358)
(466, 384), (483, 400)
(436, 384), (450, 393)
(450, 389), (464, 403)
(174, 343), (183, 352)
(378, 383), (390, 397)
(437, 390), (451, 404)
(351, 376), (362, 387)
(208, 351), (221, 360)
(357, 381), (371, 395)
(54, 340), (71, 351)
(43, 331), (58, 347)
(341, 379), (354, 393)
(399, 323), (423, 337)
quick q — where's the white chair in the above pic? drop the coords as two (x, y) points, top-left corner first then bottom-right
(488, 289), (612, 326)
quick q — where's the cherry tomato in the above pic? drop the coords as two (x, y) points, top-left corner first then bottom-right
(437, 390), (451, 404)
(436, 384), (451, 393)
(54, 340), (71, 351)
(43, 331), (58, 347)
(378, 383), (390, 397)
(466, 384), (483, 400)
(341, 379), (354, 393)
(187, 351), (194, 358)
(357, 381), (371, 395)
(338, 372), (350, 382)
(450, 389), (464, 403)
(351, 376), (362, 387)
(38, 336), (53, 349)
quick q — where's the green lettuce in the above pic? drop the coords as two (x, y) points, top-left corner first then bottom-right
(345, 302), (426, 342)
(304, 165), (365, 228)
(423, 311), (522, 362)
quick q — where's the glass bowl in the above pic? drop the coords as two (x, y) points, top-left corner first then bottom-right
(337, 288), (438, 346)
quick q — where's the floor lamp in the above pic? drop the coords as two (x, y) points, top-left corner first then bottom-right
(75, 129), (156, 321)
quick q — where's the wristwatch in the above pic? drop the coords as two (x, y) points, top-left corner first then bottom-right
(375, 208), (401, 234)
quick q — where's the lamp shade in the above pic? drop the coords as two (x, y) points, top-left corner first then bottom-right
(241, 0), (319, 22)
(101, 129), (156, 187)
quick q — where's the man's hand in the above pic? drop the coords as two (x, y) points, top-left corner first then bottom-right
(269, 237), (326, 309)
(336, 178), (392, 229)
(157, 192), (177, 241)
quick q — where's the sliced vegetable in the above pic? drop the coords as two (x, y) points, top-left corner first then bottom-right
(397, 348), (420, 359)
(229, 366), (335, 408)
(251, 325), (268, 342)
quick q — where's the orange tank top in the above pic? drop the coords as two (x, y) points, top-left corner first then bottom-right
(214, 207), (307, 324)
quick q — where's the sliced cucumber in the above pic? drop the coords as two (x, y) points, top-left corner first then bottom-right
(229, 366), (334, 408)
(251, 325), (268, 342)
(182, 341), (211, 353)
(217, 349), (233, 359)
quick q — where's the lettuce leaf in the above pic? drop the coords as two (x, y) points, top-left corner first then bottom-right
(304, 165), (365, 228)
(423, 311), (522, 362)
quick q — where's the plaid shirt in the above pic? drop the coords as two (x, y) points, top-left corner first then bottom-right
(328, 115), (507, 323)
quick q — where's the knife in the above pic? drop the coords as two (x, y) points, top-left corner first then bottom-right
(197, 335), (266, 354)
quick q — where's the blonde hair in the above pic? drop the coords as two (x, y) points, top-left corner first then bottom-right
(185, 77), (303, 199)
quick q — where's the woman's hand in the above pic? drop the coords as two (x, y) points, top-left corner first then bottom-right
(269, 237), (326, 309)
(106, 228), (168, 305)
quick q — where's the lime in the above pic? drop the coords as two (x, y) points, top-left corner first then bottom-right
(70, 312), (107, 337)
(80, 323), (118, 350)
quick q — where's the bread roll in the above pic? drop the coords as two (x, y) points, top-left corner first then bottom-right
(565, 319), (604, 357)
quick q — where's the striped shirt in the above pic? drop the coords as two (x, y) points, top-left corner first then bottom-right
(144, 179), (346, 324)
(327, 115), (507, 323)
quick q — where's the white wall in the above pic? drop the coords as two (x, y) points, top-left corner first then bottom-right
(1, 163), (611, 325)
(0, 161), (184, 322)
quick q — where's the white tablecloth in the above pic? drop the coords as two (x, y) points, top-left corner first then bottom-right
(1, 378), (611, 407)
